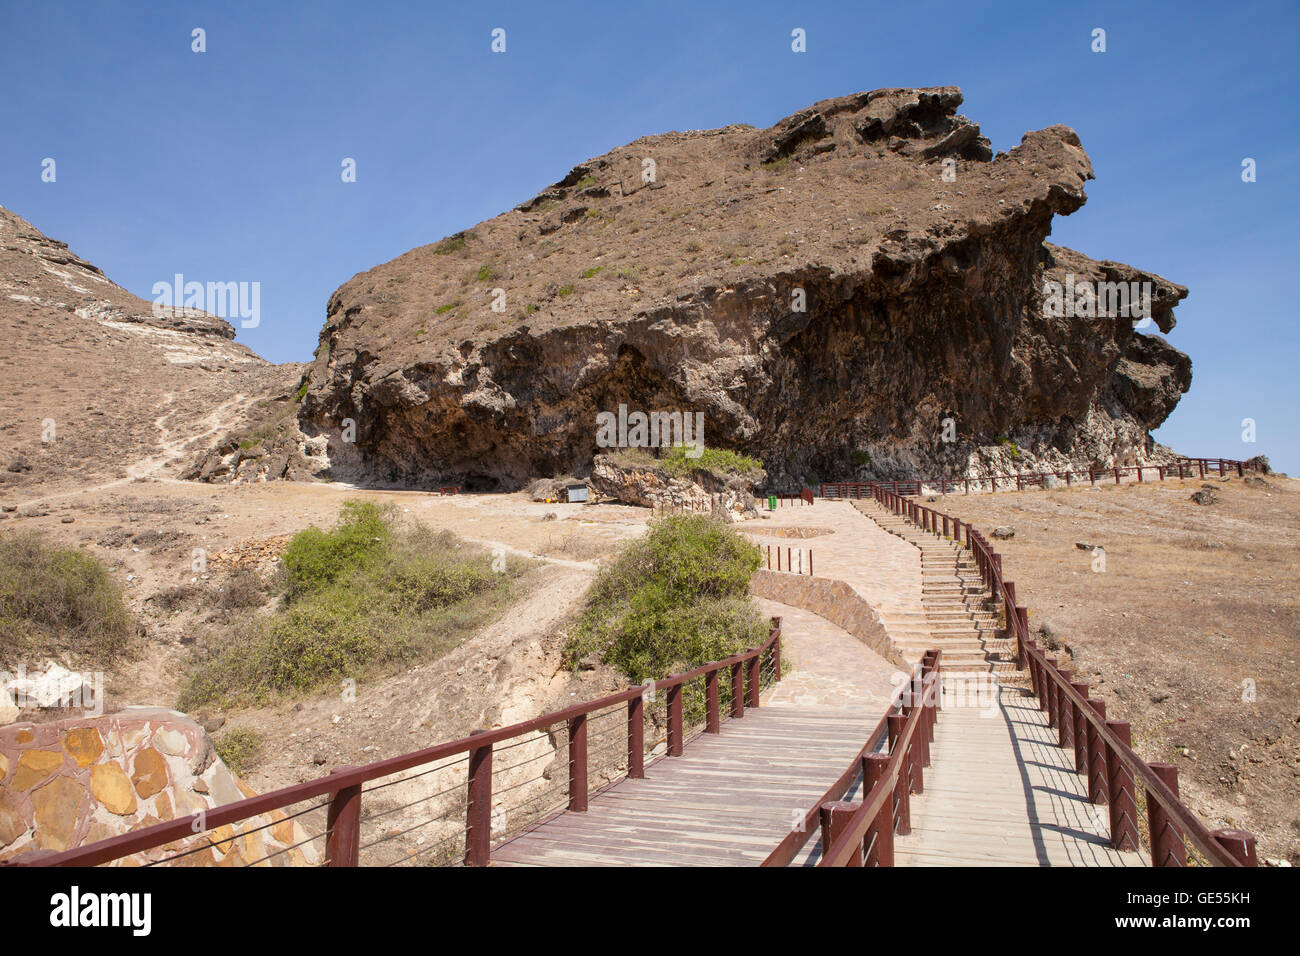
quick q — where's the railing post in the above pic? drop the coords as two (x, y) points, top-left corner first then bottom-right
(1211, 829), (1258, 866)
(1085, 699), (1108, 804)
(819, 801), (862, 867)
(465, 733), (493, 867)
(1057, 670), (1074, 750)
(1070, 683), (1091, 773)
(773, 632), (782, 681)
(1013, 606), (1024, 665)
(628, 692), (645, 778)
(747, 651), (761, 707)
(1104, 720), (1139, 851)
(886, 713), (911, 835)
(324, 767), (361, 867)
(1045, 658), (1059, 728)
(862, 753), (894, 866)
(705, 669), (720, 733)
(667, 683), (684, 756)
(1147, 763), (1187, 867)
(568, 713), (589, 811)
(731, 662), (744, 718)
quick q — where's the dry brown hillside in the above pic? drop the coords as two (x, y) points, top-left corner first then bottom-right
(0, 204), (299, 501)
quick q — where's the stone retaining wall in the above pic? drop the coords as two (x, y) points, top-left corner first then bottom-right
(750, 570), (909, 668)
(0, 707), (319, 866)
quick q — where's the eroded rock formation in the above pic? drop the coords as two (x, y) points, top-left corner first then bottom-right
(296, 86), (1193, 491)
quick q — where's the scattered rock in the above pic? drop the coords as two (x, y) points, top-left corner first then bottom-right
(1190, 489), (1217, 505)
(992, 526), (1015, 539)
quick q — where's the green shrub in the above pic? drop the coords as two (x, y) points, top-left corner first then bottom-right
(434, 235), (466, 255)
(659, 445), (764, 478)
(566, 515), (766, 688)
(279, 500), (391, 600)
(852, 450), (872, 466)
(580, 266), (603, 279)
(215, 728), (263, 777)
(180, 506), (529, 708)
(0, 532), (137, 665)
(475, 265), (497, 282)
(995, 435), (1021, 459)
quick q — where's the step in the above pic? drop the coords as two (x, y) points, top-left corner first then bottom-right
(895, 643), (1016, 657)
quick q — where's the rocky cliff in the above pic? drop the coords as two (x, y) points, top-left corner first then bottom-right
(297, 86), (1192, 491)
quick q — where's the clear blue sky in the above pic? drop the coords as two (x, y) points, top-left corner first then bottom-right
(2, 0), (1296, 471)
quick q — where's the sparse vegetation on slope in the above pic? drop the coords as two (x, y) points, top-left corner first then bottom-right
(565, 514), (766, 685)
(180, 500), (532, 707)
(214, 727), (264, 776)
(660, 445), (764, 478)
(0, 531), (138, 666)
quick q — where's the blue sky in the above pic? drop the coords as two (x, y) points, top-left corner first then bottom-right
(2, 0), (1296, 471)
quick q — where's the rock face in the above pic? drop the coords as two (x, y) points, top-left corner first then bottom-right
(297, 86), (1193, 491)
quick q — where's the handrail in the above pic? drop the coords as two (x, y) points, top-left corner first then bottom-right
(818, 455), (1263, 499)
(761, 652), (936, 867)
(868, 485), (1258, 867)
(29, 620), (784, 868)
(816, 655), (940, 867)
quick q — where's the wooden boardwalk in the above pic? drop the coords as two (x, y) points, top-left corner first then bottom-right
(894, 681), (1147, 866)
(491, 705), (882, 866)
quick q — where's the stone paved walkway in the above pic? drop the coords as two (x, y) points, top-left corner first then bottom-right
(742, 500), (926, 652)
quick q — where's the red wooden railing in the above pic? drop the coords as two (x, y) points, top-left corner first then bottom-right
(764, 544), (813, 575)
(818, 455), (1262, 500)
(867, 486), (1258, 867)
(762, 650), (942, 867)
(26, 621), (783, 868)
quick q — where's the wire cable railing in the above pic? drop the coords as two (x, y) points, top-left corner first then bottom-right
(29, 618), (784, 868)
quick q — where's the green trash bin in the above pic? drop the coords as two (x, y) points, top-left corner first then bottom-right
(768, 495), (777, 511)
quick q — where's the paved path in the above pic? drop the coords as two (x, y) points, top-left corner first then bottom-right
(743, 501), (926, 652)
